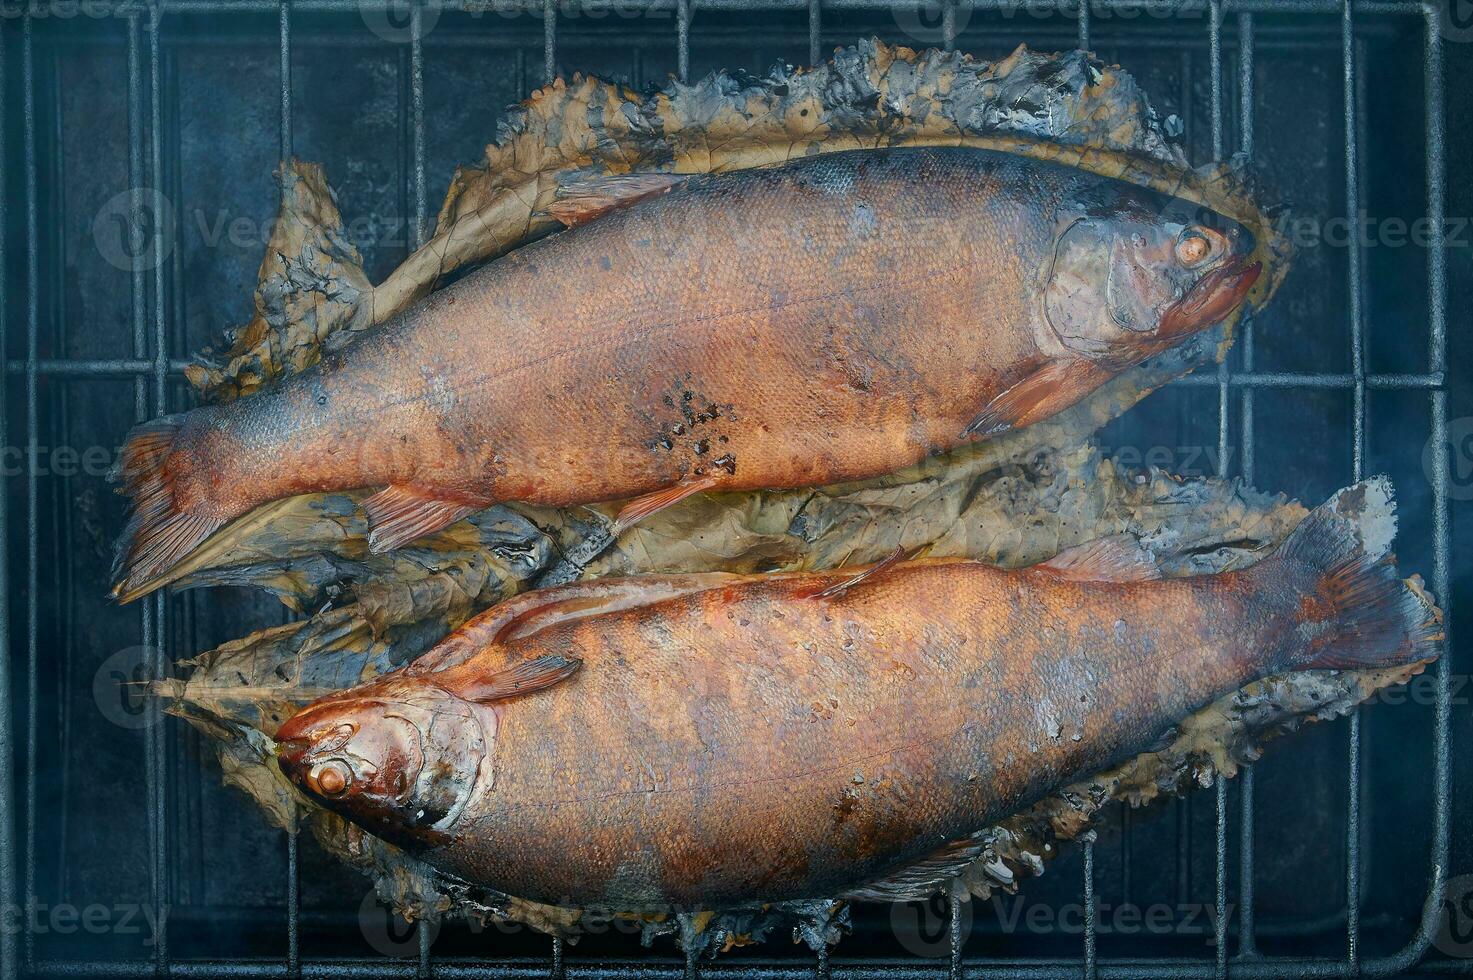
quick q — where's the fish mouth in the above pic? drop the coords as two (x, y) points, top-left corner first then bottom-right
(1159, 258), (1263, 341)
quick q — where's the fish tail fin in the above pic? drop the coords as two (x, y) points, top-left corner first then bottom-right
(110, 415), (224, 603)
(1271, 477), (1442, 671)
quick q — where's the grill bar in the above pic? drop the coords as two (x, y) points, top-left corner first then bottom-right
(17, 30), (1370, 53)
(287, 833), (300, 976)
(277, 4), (299, 975)
(146, 6), (173, 969)
(0, 0), (1427, 13)
(410, 3), (426, 250)
(23, 956), (1473, 978)
(1341, 0), (1366, 967)
(806, 0), (819, 67)
(125, 12), (152, 971)
(0, 18), (16, 980)
(279, 0), (291, 162)
(677, 0), (690, 80)
(1205, 6), (1230, 976)
(1083, 839), (1097, 980)
(1420, 2), (1454, 972)
(947, 895), (963, 980)
(1172, 372), (1442, 388)
(542, 0), (555, 83)
(21, 16), (40, 976)
(1234, 9), (1257, 963)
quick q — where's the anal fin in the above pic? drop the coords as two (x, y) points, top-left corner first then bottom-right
(612, 474), (724, 535)
(363, 485), (484, 554)
(963, 358), (1115, 439)
(843, 836), (992, 903)
(805, 546), (909, 600)
(1034, 534), (1162, 582)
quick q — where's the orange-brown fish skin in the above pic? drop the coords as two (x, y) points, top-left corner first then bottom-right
(275, 482), (1436, 911)
(423, 562), (1258, 908)
(115, 146), (1259, 594)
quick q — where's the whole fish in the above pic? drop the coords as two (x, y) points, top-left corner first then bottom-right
(275, 479), (1436, 910)
(113, 146), (1263, 600)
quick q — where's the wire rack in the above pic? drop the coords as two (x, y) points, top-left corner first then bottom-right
(0, 0), (1459, 977)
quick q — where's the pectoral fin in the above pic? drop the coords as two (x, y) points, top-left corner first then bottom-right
(362, 485), (484, 554)
(963, 358), (1115, 439)
(545, 172), (688, 228)
(408, 573), (742, 674)
(455, 654), (582, 704)
(612, 474), (724, 534)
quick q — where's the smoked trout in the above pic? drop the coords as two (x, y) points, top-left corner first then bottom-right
(113, 146), (1263, 600)
(275, 479), (1437, 910)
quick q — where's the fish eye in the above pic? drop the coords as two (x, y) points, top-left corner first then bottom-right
(1175, 229), (1214, 267)
(309, 759), (353, 798)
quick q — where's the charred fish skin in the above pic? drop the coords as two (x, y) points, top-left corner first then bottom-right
(275, 478), (1438, 910)
(113, 146), (1262, 599)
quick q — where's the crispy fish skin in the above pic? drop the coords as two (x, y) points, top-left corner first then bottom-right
(113, 146), (1261, 598)
(275, 479), (1438, 910)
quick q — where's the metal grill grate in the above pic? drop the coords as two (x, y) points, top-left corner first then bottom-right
(0, 1), (1460, 977)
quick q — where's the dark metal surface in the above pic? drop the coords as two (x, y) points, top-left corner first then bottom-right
(0, 2), (1465, 978)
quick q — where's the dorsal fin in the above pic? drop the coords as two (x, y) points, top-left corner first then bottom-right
(452, 654), (582, 704)
(805, 547), (909, 601)
(1035, 534), (1162, 582)
(409, 573), (742, 675)
(544, 172), (688, 228)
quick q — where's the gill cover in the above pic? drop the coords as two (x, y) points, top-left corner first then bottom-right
(275, 655), (582, 848)
(275, 681), (493, 848)
(1042, 205), (1257, 364)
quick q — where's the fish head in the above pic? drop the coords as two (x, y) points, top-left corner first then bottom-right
(1043, 192), (1261, 364)
(274, 678), (492, 849)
